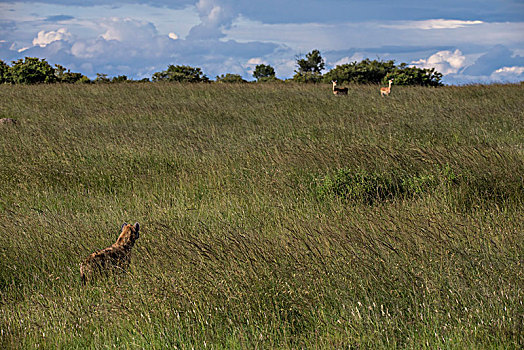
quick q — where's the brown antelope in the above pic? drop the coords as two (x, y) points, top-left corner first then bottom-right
(332, 80), (348, 95)
(380, 79), (393, 96)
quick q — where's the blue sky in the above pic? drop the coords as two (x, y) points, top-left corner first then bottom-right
(1, 0), (523, 84)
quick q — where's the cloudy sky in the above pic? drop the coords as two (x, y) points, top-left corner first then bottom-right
(1, 0), (523, 84)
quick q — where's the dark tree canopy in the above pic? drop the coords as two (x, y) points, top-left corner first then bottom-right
(111, 75), (129, 83)
(0, 54), (444, 86)
(323, 59), (443, 86)
(0, 58), (88, 84)
(94, 73), (111, 84)
(293, 50), (325, 83)
(296, 49), (325, 74)
(152, 65), (209, 83)
(54, 64), (89, 84)
(216, 73), (246, 83)
(386, 64), (443, 87)
(8, 57), (57, 84)
(253, 64), (276, 81)
(0, 60), (10, 83)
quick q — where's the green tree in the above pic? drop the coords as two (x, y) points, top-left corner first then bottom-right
(293, 49), (325, 83)
(94, 73), (111, 84)
(152, 65), (209, 83)
(77, 76), (92, 84)
(323, 59), (443, 86)
(215, 73), (246, 83)
(323, 59), (396, 85)
(258, 76), (281, 83)
(54, 64), (90, 84)
(0, 60), (11, 83)
(296, 49), (325, 74)
(54, 64), (66, 79)
(386, 64), (443, 86)
(8, 57), (56, 84)
(111, 75), (128, 83)
(252, 64), (276, 81)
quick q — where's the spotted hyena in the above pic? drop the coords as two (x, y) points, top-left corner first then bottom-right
(80, 222), (140, 285)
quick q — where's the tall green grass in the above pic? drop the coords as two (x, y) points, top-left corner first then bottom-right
(1, 83), (523, 348)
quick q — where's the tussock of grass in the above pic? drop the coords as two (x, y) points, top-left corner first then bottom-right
(0, 83), (523, 348)
(315, 167), (444, 204)
(315, 160), (523, 209)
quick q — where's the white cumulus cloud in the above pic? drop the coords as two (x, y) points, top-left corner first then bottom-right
(70, 39), (107, 59)
(490, 66), (524, 81)
(493, 66), (524, 75)
(412, 49), (466, 74)
(32, 28), (72, 47)
(70, 18), (167, 60)
(187, 0), (236, 40)
(246, 57), (264, 65)
(100, 17), (158, 42)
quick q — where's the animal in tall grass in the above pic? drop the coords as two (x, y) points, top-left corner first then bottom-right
(332, 80), (348, 95)
(380, 79), (393, 96)
(80, 222), (140, 285)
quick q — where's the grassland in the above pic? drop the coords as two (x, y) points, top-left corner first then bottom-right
(0, 82), (523, 348)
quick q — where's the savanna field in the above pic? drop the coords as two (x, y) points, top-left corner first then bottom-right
(0, 82), (523, 348)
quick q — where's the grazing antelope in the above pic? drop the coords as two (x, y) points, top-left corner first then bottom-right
(80, 222), (140, 285)
(332, 80), (348, 95)
(380, 79), (393, 97)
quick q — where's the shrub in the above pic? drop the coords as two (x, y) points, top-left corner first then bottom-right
(215, 73), (246, 83)
(94, 73), (111, 84)
(323, 59), (395, 85)
(315, 162), (523, 210)
(0, 60), (11, 83)
(385, 64), (443, 86)
(111, 75), (128, 83)
(8, 57), (57, 84)
(316, 168), (401, 204)
(293, 71), (323, 84)
(54, 64), (90, 84)
(152, 65), (209, 83)
(256, 76), (282, 83)
(323, 59), (443, 86)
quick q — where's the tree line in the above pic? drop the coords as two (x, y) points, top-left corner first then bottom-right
(0, 50), (442, 86)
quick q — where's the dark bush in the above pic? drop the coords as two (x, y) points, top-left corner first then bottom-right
(253, 64), (276, 81)
(0, 60), (11, 83)
(8, 57), (56, 84)
(215, 73), (246, 83)
(323, 59), (443, 86)
(152, 65), (209, 83)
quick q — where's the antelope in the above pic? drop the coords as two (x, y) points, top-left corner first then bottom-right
(332, 80), (348, 95)
(380, 79), (393, 97)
